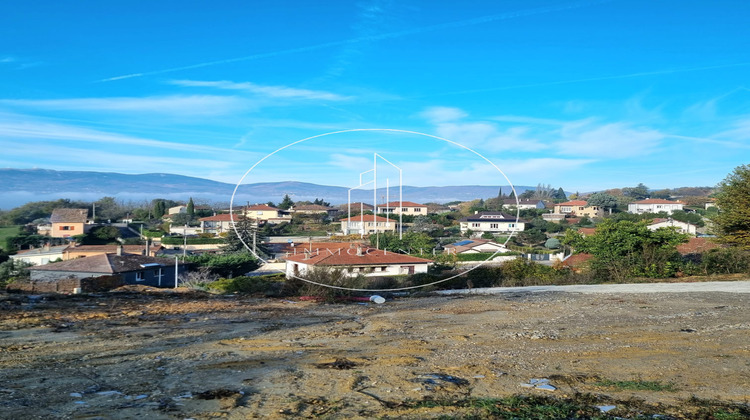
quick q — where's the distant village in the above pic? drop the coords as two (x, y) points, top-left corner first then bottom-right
(1, 181), (729, 295)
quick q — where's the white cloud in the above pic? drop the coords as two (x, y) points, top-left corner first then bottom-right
(434, 121), (547, 152)
(420, 106), (467, 123)
(0, 117), (262, 158)
(556, 122), (664, 158)
(170, 80), (350, 101)
(0, 95), (247, 116)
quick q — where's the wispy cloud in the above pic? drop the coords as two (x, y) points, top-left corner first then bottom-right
(170, 80), (350, 101)
(555, 121), (664, 158)
(98, 0), (614, 82)
(0, 95), (248, 116)
(420, 106), (467, 123)
(0, 118), (261, 158)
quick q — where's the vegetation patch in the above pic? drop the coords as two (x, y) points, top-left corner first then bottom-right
(594, 379), (678, 392)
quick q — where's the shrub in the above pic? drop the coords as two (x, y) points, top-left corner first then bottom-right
(207, 274), (283, 295)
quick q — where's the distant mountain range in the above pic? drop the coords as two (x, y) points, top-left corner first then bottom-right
(0, 169), (535, 209)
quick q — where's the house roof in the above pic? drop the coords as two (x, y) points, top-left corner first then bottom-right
(502, 199), (541, 205)
(246, 204), (280, 211)
(459, 212), (523, 223)
(381, 201), (426, 207)
(632, 199), (684, 205)
(649, 218), (694, 226)
(577, 227), (597, 236)
(285, 246), (432, 266)
(443, 239), (507, 253)
(65, 244), (163, 255)
(50, 208), (88, 223)
(13, 244), (69, 256)
(339, 215), (394, 222)
(556, 200), (588, 206)
(343, 202), (374, 210)
(291, 204), (335, 211)
(676, 237), (721, 255)
(562, 253), (594, 268)
(200, 213), (238, 222)
(29, 254), (177, 274)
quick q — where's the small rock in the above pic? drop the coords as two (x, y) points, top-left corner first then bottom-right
(70, 392), (83, 398)
(95, 390), (122, 396)
(597, 405), (617, 412)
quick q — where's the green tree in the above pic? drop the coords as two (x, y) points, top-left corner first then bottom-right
(586, 192), (618, 214)
(224, 216), (270, 258)
(554, 187), (567, 201)
(563, 219), (688, 281)
(152, 199), (167, 219)
(623, 183), (650, 200)
(0, 259), (33, 286)
(278, 194), (294, 210)
(182, 253), (260, 278)
(187, 197), (195, 218)
(370, 232), (435, 253)
(712, 164), (750, 248)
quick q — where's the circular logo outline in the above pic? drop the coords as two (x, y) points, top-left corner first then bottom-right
(230, 128), (520, 292)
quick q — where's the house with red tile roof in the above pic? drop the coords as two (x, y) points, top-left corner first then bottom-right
(285, 245), (432, 278)
(199, 213), (240, 235)
(376, 201), (428, 216)
(627, 199), (684, 215)
(676, 237), (721, 256)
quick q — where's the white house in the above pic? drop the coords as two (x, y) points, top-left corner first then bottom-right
(459, 212), (525, 235)
(10, 244), (68, 265)
(502, 199), (547, 210)
(628, 199), (684, 215)
(648, 218), (697, 235)
(285, 245), (431, 278)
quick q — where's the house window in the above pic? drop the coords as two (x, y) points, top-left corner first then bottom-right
(490, 223), (499, 229)
(472, 223), (480, 228)
(509, 223), (515, 228)
(136, 272), (144, 282)
(415, 208), (422, 212)
(380, 266), (387, 272)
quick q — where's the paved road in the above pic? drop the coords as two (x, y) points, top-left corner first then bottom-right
(438, 280), (750, 295)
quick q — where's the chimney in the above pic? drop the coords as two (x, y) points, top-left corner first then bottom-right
(116, 245), (123, 256)
(356, 246), (363, 256)
(145, 238), (151, 256)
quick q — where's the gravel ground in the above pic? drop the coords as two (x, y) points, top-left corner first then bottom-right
(0, 282), (749, 419)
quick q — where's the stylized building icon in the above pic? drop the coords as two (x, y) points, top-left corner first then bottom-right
(345, 153), (403, 239)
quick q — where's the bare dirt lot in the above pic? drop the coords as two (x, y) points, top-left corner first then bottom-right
(1, 285), (749, 419)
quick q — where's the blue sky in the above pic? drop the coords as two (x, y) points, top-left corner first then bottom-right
(1, 0), (748, 195)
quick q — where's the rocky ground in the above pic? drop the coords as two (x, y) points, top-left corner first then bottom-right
(0, 286), (749, 419)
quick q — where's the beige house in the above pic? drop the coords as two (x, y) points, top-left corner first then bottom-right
(377, 201), (428, 216)
(553, 200), (604, 218)
(242, 204), (291, 223)
(49, 208), (90, 238)
(340, 215), (398, 235)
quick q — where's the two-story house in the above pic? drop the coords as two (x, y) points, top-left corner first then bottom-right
(552, 200), (604, 218)
(377, 201), (428, 216)
(628, 199), (684, 215)
(49, 208), (90, 238)
(459, 212), (525, 235)
(340, 215), (398, 235)
(242, 204), (291, 224)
